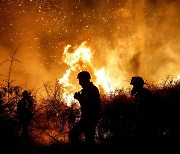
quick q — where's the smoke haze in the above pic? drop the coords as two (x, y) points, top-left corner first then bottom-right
(0, 0), (180, 92)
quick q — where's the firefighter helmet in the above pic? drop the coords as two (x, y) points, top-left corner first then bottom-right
(77, 71), (91, 80)
(22, 90), (30, 97)
(130, 76), (145, 86)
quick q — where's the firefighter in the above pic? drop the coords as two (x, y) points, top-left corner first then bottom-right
(69, 71), (101, 147)
(17, 90), (34, 139)
(130, 76), (154, 137)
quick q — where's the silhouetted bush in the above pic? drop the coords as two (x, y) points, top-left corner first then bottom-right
(0, 77), (180, 152)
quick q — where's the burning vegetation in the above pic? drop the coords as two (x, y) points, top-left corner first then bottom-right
(0, 0), (180, 153)
(1, 60), (180, 151)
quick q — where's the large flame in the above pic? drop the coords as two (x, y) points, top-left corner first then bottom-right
(58, 42), (123, 105)
(0, 0), (179, 101)
(59, 42), (92, 88)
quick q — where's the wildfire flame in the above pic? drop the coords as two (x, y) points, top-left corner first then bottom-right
(59, 42), (92, 88)
(176, 75), (180, 81)
(58, 42), (121, 106)
(94, 67), (115, 93)
(172, 74), (180, 84)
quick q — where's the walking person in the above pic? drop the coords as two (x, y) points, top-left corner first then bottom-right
(69, 71), (101, 148)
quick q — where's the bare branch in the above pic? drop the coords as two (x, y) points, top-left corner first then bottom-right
(12, 58), (22, 63)
(0, 73), (8, 77)
(0, 60), (8, 65)
(11, 44), (22, 59)
(7, 44), (22, 101)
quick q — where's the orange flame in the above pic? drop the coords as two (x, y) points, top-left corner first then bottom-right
(59, 42), (122, 105)
(94, 67), (115, 93)
(176, 75), (180, 81)
(172, 74), (180, 84)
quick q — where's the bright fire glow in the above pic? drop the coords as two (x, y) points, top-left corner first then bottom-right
(172, 74), (180, 84)
(94, 67), (114, 93)
(176, 75), (180, 80)
(59, 42), (122, 105)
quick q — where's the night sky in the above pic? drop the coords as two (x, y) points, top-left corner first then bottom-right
(0, 0), (180, 91)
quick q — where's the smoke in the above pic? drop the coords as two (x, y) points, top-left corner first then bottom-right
(0, 0), (180, 92)
(92, 0), (180, 85)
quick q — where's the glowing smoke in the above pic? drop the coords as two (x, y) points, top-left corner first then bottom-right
(0, 0), (180, 94)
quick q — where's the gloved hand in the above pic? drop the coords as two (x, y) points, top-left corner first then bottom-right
(74, 91), (82, 100)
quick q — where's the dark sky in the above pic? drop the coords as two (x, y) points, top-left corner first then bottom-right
(0, 0), (180, 91)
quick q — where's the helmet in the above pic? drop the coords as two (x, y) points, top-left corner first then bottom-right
(77, 71), (91, 80)
(130, 76), (145, 86)
(22, 90), (29, 97)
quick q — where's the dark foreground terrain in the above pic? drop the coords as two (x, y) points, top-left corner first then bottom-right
(1, 79), (180, 153)
(0, 135), (180, 154)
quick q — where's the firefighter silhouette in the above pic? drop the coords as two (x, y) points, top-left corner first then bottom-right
(130, 76), (155, 137)
(17, 90), (34, 139)
(69, 71), (101, 146)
